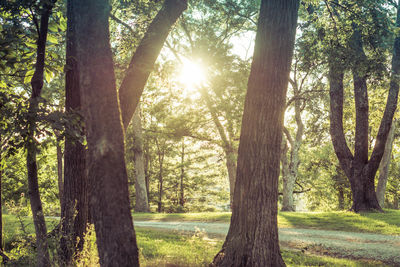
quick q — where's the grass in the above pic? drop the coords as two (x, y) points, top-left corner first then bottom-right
(136, 228), (386, 267)
(1, 215), (392, 266)
(133, 209), (400, 235)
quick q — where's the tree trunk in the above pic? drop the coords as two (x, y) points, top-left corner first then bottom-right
(132, 104), (149, 212)
(119, 0), (188, 129)
(26, 2), (55, 266)
(72, 0), (139, 265)
(156, 140), (164, 213)
(280, 135), (294, 211)
(376, 122), (396, 208)
(179, 139), (185, 208)
(329, 5), (400, 212)
(201, 89), (237, 207)
(211, 1), (299, 266)
(60, 1), (89, 264)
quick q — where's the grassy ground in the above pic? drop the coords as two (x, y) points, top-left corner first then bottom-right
(2, 212), (397, 266)
(133, 209), (400, 235)
(136, 228), (386, 267)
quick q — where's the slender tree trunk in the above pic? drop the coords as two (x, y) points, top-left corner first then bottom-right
(329, 5), (400, 212)
(280, 136), (294, 211)
(132, 104), (149, 212)
(156, 141), (164, 213)
(60, 1), (89, 264)
(212, 1), (299, 266)
(338, 185), (345, 210)
(179, 139), (185, 208)
(201, 89), (237, 207)
(72, 0), (139, 265)
(26, 2), (55, 266)
(376, 122), (396, 208)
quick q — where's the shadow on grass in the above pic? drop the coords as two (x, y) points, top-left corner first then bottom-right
(278, 209), (400, 235)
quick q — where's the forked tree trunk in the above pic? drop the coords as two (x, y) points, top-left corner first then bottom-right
(376, 122), (396, 208)
(72, 0), (139, 265)
(131, 104), (150, 212)
(26, 2), (55, 266)
(60, 1), (89, 264)
(211, 1), (299, 266)
(329, 5), (400, 212)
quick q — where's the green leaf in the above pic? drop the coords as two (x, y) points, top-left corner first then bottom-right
(47, 35), (58, 44)
(24, 69), (35, 84)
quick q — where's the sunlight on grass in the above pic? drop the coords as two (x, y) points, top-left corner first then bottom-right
(133, 209), (400, 235)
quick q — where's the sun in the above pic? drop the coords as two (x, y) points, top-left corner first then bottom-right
(178, 58), (207, 93)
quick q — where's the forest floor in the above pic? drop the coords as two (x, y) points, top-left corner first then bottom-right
(134, 220), (400, 266)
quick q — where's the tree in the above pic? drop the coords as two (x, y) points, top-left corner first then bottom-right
(328, 1), (400, 212)
(211, 0), (299, 266)
(376, 121), (396, 207)
(70, 0), (140, 264)
(59, 0), (88, 263)
(25, 1), (56, 266)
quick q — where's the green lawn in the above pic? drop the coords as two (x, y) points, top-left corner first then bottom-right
(136, 228), (386, 267)
(2, 211), (398, 266)
(133, 209), (400, 235)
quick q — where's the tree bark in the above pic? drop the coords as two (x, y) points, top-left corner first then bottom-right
(26, 2), (55, 266)
(72, 0), (139, 265)
(211, 1), (299, 266)
(329, 5), (400, 212)
(376, 122), (396, 208)
(132, 103), (150, 212)
(119, 0), (188, 130)
(60, 1), (89, 264)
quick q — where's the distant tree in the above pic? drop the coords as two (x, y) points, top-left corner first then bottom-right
(211, 0), (299, 266)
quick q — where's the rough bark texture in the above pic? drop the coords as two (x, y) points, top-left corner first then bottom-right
(72, 0), (139, 265)
(376, 122), (396, 208)
(131, 104), (149, 212)
(119, 0), (187, 129)
(26, 2), (55, 266)
(211, 1), (299, 266)
(329, 6), (400, 212)
(60, 1), (89, 264)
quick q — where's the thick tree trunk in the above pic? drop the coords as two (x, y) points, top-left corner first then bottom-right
(376, 122), (396, 208)
(26, 2), (55, 266)
(72, 0), (139, 265)
(329, 5), (400, 212)
(132, 104), (149, 212)
(60, 1), (89, 264)
(119, 0), (187, 129)
(212, 1), (299, 266)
